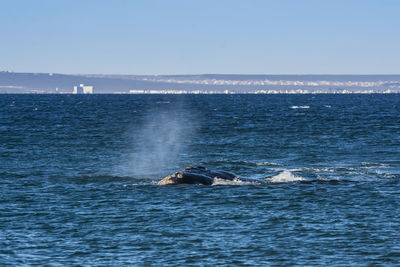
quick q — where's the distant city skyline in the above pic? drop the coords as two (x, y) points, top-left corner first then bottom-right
(1, 0), (400, 75)
(1, 71), (399, 94)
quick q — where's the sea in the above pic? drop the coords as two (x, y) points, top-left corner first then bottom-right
(1, 94), (399, 265)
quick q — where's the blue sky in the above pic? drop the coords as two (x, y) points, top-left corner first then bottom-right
(1, 0), (399, 74)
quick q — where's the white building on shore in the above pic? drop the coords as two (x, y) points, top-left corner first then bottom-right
(73, 84), (93, 94)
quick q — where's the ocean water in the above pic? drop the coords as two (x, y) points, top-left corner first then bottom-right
(1, 94), (400, 265)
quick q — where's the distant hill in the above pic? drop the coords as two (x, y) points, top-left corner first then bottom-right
(1, 71), (399, 94)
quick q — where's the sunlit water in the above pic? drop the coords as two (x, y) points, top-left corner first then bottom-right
(1, 94), (400, 265)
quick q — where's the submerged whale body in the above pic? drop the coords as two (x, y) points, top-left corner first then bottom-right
(157, 166), (266, 185)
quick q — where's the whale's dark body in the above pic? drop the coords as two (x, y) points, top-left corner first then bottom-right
(157, 166), (266, 185)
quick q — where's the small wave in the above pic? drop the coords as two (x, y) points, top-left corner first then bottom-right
(215, 160), (281, 167)
(268, 170), (305, 183)
(283, 165), (398, 182)
(255, 161), (281, 166)
(122, 183), (141, 187)
(211, 177), (262, 186)
(291, 105), (310, 109)
(73, 174), (153, 185)
(361, 162), (390, 169)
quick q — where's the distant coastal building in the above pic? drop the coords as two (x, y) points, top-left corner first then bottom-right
(73, 84), (94, 94)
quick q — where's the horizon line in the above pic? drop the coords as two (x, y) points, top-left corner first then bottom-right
(2, 70), (400, 76)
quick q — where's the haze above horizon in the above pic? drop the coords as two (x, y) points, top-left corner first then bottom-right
(1, 0), (399, 75)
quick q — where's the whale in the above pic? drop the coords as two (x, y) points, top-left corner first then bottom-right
(157, 166), (266, 185)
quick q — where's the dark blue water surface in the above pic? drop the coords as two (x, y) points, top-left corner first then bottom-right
(1, 94), (400, 265)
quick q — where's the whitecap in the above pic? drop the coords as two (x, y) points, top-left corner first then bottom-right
(291, 105), (310, 109)
(268, 170), (305, 183)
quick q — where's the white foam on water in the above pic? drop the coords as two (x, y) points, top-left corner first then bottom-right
(291, 105), (310, 109)
(211, 177), (262, 186)
(268, 170), (305, 183)
(361, 162), (390, 169)
(255, 161), (281, 166)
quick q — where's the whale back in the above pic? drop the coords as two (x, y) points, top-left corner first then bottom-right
(157, 166), (266, 185)
(157, 166), (237, 185)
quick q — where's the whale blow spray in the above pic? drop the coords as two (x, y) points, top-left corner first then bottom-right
(126, 106), (197, 178)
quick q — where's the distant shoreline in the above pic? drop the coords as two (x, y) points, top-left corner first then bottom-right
(1, 92), (399, 95)
(1, 71), (400, 94)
